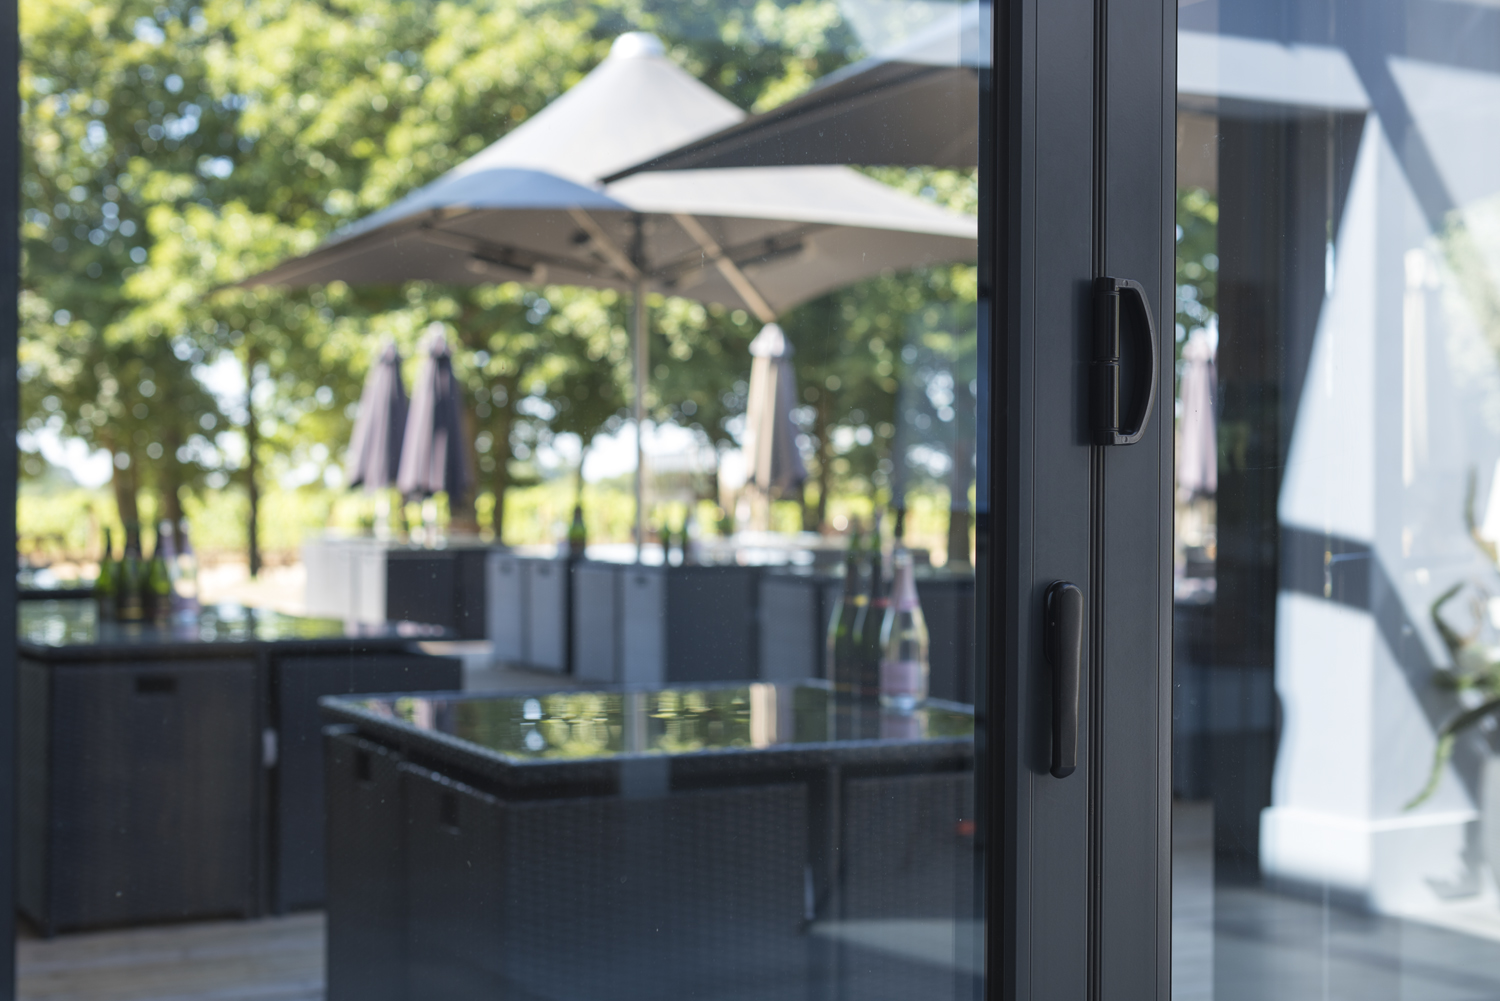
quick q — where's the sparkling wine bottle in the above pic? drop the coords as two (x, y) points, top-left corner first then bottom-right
(827, 518), (867, 692)
(146, 521), (175, 621)
(879, 547), (930, 711)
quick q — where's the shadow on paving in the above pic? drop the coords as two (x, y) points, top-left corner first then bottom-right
(1213, 883), (1500, 1001)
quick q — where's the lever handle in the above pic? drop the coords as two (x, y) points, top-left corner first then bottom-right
(1092, 277), (1158, 445)
(1044, 581), (1084, 779)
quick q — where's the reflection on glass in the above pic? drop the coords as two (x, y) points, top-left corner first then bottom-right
(349, 682), (973, 761)
(1174, 2), (1500, 997)
(18, 1), (983, 997)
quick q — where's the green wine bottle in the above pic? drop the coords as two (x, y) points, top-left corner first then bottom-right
(117, 522), (145, 623)
(855, 510), (888, 697)
(567, 503), (588, 559)
(147, 521), (174, 621)
(93, 526), (117, 621)
(828, 519), (867, 693)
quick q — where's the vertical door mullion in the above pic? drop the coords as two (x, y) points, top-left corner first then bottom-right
(987, 0), (1174, 994)
(1093, 0), (1176, 991)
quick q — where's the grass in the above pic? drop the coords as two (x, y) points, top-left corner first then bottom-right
(20, 473), (973, 574)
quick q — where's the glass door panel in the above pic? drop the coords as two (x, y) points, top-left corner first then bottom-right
(14, 3), (989, 999)
(1173, 1), (1500, 996)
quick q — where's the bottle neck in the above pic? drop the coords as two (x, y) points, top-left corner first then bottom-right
(892, 555), (919, 610)
(868, 553), (886, 601)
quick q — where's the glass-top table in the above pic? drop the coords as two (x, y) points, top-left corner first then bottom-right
(322, 681), (974, 790)
(19, 598), (446, 660)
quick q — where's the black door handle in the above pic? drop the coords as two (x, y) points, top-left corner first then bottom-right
(1044, 582), (1083, 778)
(1092, 277), (1158, 445)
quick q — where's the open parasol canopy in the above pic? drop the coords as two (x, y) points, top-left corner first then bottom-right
(244, 32), (978, 548)
(605, 3), (985, 177)
(241, 33), (976, 310)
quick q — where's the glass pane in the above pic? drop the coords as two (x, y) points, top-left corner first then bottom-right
(17, 2), (987, 998)
(1174, 2), (1500, 997)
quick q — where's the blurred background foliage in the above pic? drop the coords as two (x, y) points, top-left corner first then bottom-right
(20, 0), (978, 572)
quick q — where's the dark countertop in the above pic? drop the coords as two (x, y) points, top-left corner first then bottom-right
(19, 599), (447, 662)
(321, 681), (974, 793)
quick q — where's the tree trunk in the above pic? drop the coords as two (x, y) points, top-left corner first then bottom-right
(946, 378), (976, 567)
(245, 353), (262, 578)
(111, 446), (140, 532)
(813, 396), (833, 533)
(158, 429), (184, 527)
(449, 408), (481, 536)
(489, 403), (515, 543)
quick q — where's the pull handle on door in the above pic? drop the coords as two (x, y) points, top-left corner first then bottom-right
(1045, 581), (1084, 778)
(1092, 276), (1158, 445)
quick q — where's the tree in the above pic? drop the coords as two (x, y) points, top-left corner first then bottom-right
(20, 0), (233, 534)
(114, 0), (606, 564)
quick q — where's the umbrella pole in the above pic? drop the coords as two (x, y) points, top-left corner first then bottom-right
(633, 278), (647, 562)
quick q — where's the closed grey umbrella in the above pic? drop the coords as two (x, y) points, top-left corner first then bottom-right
(743, 323), (807, 502)
(605, 2), (985, 177)
(1177, 326), (1217, 500)
(345, 340), (409, 492)
(397, 329), (471, 502)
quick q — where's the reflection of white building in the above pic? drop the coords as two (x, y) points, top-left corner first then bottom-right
(1178, 29), (1500, 915)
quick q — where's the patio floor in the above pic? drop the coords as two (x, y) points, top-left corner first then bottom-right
(17, 913), (323, 1001)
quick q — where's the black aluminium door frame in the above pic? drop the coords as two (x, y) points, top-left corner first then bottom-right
(0, 2), (1177, 1000)
(981, 0), (1174, 995)
(2, 0), (19, 991)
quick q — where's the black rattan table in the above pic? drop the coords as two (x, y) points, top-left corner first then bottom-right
(18, 599), (462, 933)
(321, 682), (976, 1001)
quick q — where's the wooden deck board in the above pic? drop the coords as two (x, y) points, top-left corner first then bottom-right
(17, 913), (324, 1001)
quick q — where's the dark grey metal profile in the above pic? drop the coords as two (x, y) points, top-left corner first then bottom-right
(1045, 582), (1084, 779)
(1, 0), (19, 987)
(983, 0), (1173, 996)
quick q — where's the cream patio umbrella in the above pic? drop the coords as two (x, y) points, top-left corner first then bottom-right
(246, 32), (977, 554)
(1177, 326), (1218, 501)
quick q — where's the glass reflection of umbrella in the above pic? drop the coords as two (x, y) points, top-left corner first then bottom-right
(1177, 327), (1218, 501)
(607, 2), (985, 176)
(397, 328), (472, 521)
(245, 33), (976, 554)
(742, 323), (807, 528)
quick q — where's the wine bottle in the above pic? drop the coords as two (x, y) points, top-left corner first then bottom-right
(827, 518), (867, 693)
(93, 526), (117, 621)
(567, 503), (588, 559)
(879, 547), (930, 712)
(146, 521), (174, 621)
(682, 509), (698, 566)
(173, 518), (201, 617)
(855, 511), (888, 697)
(117, 522), (145, 623)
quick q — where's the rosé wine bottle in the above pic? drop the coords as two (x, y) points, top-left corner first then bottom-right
(879, 548), (929, 711)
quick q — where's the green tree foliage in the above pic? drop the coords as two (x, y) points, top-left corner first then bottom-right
(21, 0), (232, 533)
(1176, 185), (1218, 344)
(22, 0), (980, 559)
